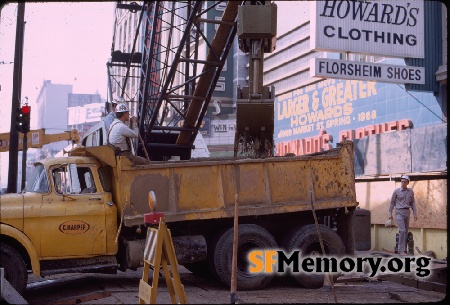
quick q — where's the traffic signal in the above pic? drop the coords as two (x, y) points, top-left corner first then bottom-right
(14, 105), (31, 133)
(21, 105), (31, 133)
(15, 107), (23, 132)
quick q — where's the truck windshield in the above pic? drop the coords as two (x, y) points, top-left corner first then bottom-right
(23, 164), (49, 193)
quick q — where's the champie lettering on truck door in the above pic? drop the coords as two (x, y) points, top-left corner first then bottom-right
(58, 220), (90, 234)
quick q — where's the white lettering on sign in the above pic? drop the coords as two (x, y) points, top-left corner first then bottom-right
(216, 76), (226, 92)
(310, 58), (425, 85)
(310, 0), (424, 58)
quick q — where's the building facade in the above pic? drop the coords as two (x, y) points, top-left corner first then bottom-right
(264, 2), (447, 259)
(109, 2), (143, 117)
(35, 80), (74, 155)
(67, 93), (105, 137)
(35, 80), (105, 156)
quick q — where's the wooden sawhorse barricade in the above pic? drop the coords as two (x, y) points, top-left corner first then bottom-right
(138, 212), (187, 304)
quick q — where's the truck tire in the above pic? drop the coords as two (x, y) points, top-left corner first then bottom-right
(212, 224), (277, 290)
(0, 243), (28, 293)
(283, 224), (345, 289)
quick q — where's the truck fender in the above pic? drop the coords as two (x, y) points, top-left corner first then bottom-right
(0, 224), (41, 276)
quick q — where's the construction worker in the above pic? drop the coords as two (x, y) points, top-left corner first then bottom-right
(104, 97), (123, 131)
(108, 103), (150, 165)
(388, 175), (417, 255)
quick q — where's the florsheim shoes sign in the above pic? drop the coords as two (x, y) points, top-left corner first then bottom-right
(310, 0), (425, 58)
(310, 58), (425, 85)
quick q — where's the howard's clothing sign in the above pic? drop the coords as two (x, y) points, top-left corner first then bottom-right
(310, 0), (424, 58)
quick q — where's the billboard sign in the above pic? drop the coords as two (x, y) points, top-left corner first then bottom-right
(85, 103), (104, 123)
(310, 58), (425, 84)
(274, 78), (442, 156)
(68, 103), (104, 125)
(310, 0), (425, 58)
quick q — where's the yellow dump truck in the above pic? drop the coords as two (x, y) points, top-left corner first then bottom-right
(0, 141), (357, 292)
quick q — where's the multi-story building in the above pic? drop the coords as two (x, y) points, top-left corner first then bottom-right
(35, 80), (105, 157)
(108, 3), (143, 117)
(264, 1), (447, 259)
(35, 80), (74, 155)
(67, 93), (104, 138)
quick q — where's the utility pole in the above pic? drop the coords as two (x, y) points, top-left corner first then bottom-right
(7, 2), (26, 193)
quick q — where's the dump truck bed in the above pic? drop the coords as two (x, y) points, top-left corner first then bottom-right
(75, 141), (356, 227)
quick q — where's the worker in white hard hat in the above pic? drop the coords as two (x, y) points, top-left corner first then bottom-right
(108, 103), (150, 165)
(104, 97), (124, 131)
(388, 175), (417, 255)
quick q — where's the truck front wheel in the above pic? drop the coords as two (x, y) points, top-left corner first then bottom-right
(0, 243), (28, 293)
(283, 224), (345, 288)
(212, 224), (277, 290)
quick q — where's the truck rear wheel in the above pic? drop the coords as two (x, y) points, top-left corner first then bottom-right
(0, 243), (28, 293)
(283, 224), (345, 289)
(212, 224), (277, 290)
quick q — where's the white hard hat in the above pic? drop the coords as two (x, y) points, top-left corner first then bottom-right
(112, 97), (125, 104)
(116, 103), (130, 113)
(401, 175), (410, 181)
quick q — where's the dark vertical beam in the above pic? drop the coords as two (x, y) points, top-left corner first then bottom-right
(7, 3), (26, 193)
(405, 1), (442, 94)
(337, 206), (356, 256)
(21, 133), (28, 189)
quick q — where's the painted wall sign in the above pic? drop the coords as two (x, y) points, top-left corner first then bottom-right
(208, 1), (234, 97)
(59, 220), (90, 234)
(203, 118), (236, 146)
(310, 0), (425, 58)
(310, 58), (425, 84)
(276, 119), (412, 156)
(274, 78), (442, 156)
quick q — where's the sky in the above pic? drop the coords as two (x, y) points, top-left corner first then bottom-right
(0, 2), (115, 131)
(0, 2), (115, 188)
(0, 1), (307, 189)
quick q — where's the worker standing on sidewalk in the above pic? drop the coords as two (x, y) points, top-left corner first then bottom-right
(388, 175), (418, 255)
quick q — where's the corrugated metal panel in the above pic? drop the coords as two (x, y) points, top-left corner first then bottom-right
(405, 1), (442, 93)
(364, 131), (412, 175)
(353, 138), (366, 177)
(353, 124), (447, 177)
(411, 124), (448, 172)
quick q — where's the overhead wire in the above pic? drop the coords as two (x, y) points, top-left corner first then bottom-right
(397, 84), (447, 124)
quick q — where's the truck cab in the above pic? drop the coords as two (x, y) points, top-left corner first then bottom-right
(0, 157), (118, 293)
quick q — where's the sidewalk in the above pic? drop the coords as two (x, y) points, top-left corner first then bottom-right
(354, 250), (447, 294)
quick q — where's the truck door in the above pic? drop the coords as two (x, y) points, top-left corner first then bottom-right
(39, 164), (107, 258)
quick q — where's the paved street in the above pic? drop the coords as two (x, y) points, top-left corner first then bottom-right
(22, 265), (446, 304)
